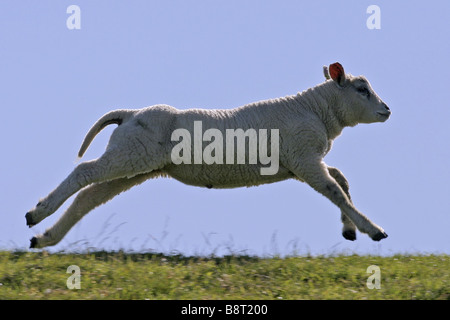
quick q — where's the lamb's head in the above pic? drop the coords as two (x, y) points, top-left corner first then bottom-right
(323, 62), (391, 126)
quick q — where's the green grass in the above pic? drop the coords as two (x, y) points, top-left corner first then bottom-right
(0, 251), (448, 299)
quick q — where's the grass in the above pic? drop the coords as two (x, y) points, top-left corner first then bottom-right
(0, 251), (448, 300)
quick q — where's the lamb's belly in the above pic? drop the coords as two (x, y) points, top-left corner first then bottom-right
(164, 164), (293, 189)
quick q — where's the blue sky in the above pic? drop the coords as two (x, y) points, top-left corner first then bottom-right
(1, 1), (449, 256)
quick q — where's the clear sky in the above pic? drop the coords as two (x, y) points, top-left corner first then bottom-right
(1, 1), (449, 256)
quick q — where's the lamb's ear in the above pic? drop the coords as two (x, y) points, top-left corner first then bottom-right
(323, 66), (330, 80)
(329, 62), (346, 87)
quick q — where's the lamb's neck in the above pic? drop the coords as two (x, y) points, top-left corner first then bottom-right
(297, 84), (347, 140)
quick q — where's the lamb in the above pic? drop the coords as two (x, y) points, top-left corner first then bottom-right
(26, 62), (391, 249)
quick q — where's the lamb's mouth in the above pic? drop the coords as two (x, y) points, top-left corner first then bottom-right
(377, 111), (391, 118)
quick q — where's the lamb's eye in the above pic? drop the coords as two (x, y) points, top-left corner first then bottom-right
(357, 87), (370, 98)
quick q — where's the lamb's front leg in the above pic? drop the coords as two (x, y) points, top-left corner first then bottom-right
(30, 172), (156, 249)
(328, 166), (357, 241)
(293, 160), (387, 241)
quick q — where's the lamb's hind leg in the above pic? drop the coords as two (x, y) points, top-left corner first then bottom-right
(30, 171), (157, 249)
(328, 167), (357, 241)
(26, 147), (156, 227)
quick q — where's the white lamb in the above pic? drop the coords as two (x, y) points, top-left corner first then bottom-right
(26, 62), (391, 249)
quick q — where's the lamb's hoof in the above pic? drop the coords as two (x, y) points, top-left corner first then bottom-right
(371, 231), (388, 241)
(342, 230), (356, 241)
(30, 237), (38, 249)
(25, 212), (35, 228)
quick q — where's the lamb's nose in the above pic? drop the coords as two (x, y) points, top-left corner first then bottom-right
(384, 103), (390, 112)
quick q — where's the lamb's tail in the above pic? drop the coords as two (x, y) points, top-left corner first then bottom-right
(78, 109), (134, 158)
